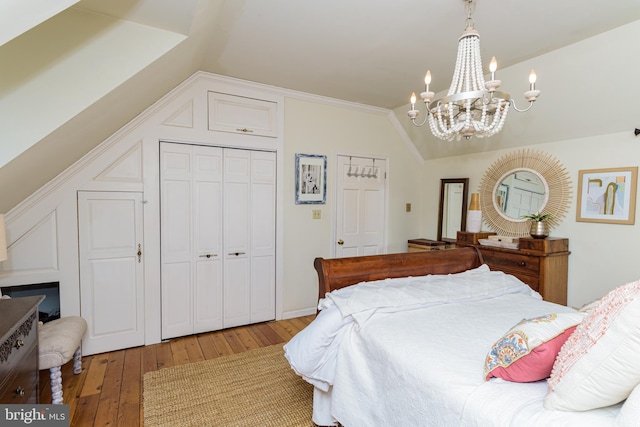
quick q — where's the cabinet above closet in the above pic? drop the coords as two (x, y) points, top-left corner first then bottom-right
(208, 91), (278, 138)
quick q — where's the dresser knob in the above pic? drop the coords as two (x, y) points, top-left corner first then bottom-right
(15, 386), (25, 396)
(518, 261), (526, 267)
(14, 339), (24, 349)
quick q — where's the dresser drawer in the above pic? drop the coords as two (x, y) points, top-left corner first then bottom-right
(0, 346), (38, 404)
(480, 249), (540, 276)
(1, 297), (42, 405)
(0, 311), (38, 378)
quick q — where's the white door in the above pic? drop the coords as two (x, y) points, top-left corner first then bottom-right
(160, 143), (276, 337)
(223, 149), (276, 328)
(78, 191), (144, 355)
(249, 151), (276, 323)
(335, 155), (387, 257)
(160, 143), (223, 339)
(222, 149), (251, 328)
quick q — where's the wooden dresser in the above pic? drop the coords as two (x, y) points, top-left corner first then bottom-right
(456, 232), (570, 306)
(0, 296), (44, 404)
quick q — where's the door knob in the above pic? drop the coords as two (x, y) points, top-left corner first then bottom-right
(337, 239), (344, 245)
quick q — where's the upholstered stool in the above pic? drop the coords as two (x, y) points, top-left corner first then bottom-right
(38, 316), (87, 404)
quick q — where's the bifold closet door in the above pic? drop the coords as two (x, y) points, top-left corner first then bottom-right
(160, 143), (223, 339)
(248, 150), (276, 324)
(160, 143), (276, 339)
(222, 149), (276, 328)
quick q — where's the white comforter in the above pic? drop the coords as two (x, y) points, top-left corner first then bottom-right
(284, 265), (622, 427)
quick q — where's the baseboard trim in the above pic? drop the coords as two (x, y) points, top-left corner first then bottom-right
(282, 307), (316, 319)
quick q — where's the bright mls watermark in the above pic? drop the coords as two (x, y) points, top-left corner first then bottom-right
(1, 405), (69, 426)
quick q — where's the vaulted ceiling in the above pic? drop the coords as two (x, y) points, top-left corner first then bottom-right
(1, 0), (639, 212)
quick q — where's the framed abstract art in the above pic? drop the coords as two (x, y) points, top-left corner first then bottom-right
(576, 167), (638, 224)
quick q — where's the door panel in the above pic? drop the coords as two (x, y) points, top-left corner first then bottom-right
(250, 151), (276, 322)
(207, 92), (278, 138)
(161, 261), (192, 337)
(161, 143), (275, 337)
(161, 143), (223, 339)
(223, 257), (251, 328)
(223, 149), (251, 328)
(194, 259), (222, 333)
(193, 147), (223, 333)
(336, 156), (386, 257)
(78, 191), (144, 355)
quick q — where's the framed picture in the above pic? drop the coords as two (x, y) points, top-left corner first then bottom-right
(295, 153), (326, 204)
(576, 167), (638, 224)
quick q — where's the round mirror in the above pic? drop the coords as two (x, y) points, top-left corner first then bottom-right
(493, 168), (549, 221)
(479, 150), (572, 236)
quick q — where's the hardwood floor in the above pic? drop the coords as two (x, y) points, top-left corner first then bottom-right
(38, 315), (315, 426)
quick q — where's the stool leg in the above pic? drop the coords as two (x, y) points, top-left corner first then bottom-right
(73, 347), (82, 374)
(49, 366), (63, 404)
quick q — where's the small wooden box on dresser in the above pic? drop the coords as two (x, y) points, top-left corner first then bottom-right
(456, 231), (570, 306)
(0, 295), (44, 404)
(407, 238), (447, 252)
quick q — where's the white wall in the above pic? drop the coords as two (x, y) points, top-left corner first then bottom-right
(282, 98), (424, 315)
(0, 72), (424, 347)
(0, 7), (185, 169)
(420, 131), (640, 308)
(395, 20), (640, 162)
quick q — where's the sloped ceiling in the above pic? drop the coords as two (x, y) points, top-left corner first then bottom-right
(1, 0), (639, 213)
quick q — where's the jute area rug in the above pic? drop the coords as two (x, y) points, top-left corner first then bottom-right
(143, 344), (315, 427)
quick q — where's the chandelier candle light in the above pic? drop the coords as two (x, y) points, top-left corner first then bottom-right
(408, 0), (541, 141)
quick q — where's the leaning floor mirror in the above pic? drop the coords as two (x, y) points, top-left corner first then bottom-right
(437, 178), (469, 242)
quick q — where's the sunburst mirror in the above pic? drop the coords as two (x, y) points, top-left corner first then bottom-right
(478, 149), (572, 236)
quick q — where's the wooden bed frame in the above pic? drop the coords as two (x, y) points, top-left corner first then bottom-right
(313, 246), (484, 300)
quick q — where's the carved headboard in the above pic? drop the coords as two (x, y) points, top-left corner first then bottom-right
(313, 246), (484, 301)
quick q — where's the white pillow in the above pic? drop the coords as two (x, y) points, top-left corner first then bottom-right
(544, 279), (640, 411)
(615, 382), (640, 427)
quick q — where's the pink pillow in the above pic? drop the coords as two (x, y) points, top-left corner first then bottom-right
(486, 326), (577, 382)
(484, 313), (584, 382)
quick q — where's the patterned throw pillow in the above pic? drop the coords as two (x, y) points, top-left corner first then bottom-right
(545, 279), (640, 411)
(484, 313), (584, 382)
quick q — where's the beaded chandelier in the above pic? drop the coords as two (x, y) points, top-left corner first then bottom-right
(408, 0), (541, 141)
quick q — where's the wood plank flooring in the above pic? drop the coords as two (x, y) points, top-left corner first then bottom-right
(38, 315), (315, 426)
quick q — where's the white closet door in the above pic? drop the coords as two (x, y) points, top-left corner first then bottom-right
(250, 150), (276, 323)
(78, 191), (144, 355)
(223, 149), (252, 328)
(161, 143), (276, 336)
(193, 146), (224, 334)
(160, 144), (193, 339)
(160, 143), (223, 339)
(335, 155), (387, 257)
